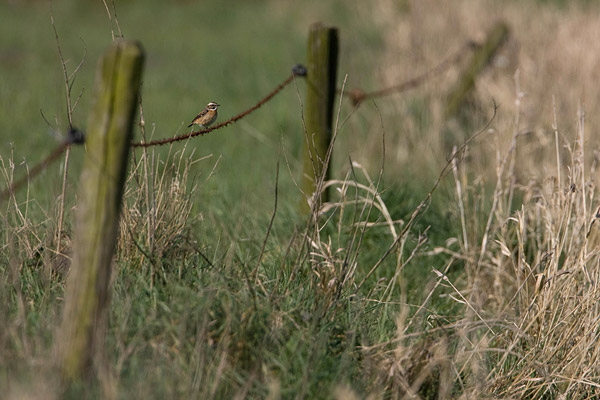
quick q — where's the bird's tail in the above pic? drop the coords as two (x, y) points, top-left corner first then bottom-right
(187, 123), (193, 128)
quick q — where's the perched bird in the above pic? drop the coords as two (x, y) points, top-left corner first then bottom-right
(188, 102), (220, 128)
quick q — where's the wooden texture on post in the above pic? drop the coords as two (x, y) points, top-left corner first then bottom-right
(58, 40), (144, 381)
(445, 22), (509, 118)
(301, 23), (339, 213)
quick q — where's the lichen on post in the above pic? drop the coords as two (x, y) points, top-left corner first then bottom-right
(58, 39), (145, 382)
(301, 22), (339, 214)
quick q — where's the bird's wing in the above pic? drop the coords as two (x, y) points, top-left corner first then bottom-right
(190, 108), (209, 123)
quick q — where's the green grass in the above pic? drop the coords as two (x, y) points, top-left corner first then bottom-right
(0, 0), (387, 208)
(0, 4), (402, 396)
(3, 0), (600, 398)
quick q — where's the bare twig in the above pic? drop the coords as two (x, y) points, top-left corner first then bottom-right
(355, 101), (497, 292)
(50, 5), (86, 256)
(252, 160), (279, 282)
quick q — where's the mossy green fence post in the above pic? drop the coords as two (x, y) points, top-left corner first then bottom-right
(445, 22), (509, 118)
(58, 39), (144, 381)
(301, 22), (339, 214)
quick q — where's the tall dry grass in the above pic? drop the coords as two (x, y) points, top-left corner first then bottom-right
(3, 0), (600, 397)
(337, 0), (600, 185)
(321, 108), (600, 398)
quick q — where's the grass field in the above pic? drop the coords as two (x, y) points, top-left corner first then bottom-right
(3, 0), (600, 398)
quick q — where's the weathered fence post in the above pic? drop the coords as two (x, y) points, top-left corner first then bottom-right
(301, 22), (339, 214)
(58, 39), (144, 381)
(445, 22), (509, 118)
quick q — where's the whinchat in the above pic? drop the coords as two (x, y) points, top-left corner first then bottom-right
(188, 102), (220, 128)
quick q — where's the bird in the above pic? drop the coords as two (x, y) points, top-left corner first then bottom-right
(188, 102), (220, 128)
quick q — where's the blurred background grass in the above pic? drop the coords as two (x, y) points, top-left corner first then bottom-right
(0, 0), (386, 204)
(3, 0), (600, 218)
(3, 0), (600, 398)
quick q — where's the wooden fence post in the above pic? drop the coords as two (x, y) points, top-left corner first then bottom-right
(301, 23), (339, 214)
(58, 39), (144, 381)
(445, 22), (509, 118)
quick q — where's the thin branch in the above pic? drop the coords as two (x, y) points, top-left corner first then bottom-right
(50, 5), (73, 128)
(252, 160), (279, 281)
(355, 101), (498, 292)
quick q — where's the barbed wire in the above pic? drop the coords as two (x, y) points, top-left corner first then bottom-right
(0, 40), (480, 199)
(131, 41), (475, 148)
(0, 66), (306, 199)
(340, 41), (479, 106)
(131, 65), (307, 148)
(0, 128), (84, 202)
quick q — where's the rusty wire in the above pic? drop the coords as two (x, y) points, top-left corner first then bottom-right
(0, 128), (85, 202)
(0, 67), (303, 200)
(340, 41), (478, 106)
(0, 41), (477, 200)
(132, 68), (304, 148)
